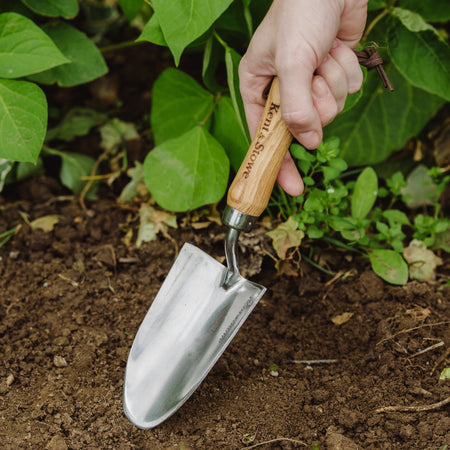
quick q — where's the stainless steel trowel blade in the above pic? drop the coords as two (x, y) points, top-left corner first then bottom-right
(123, 243), (266, 429)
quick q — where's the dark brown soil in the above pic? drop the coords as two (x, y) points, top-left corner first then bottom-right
(0, 178), (449, 450)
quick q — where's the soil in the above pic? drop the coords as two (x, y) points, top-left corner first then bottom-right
(1, 30), (450, 450)
(0, 179), (449, 450)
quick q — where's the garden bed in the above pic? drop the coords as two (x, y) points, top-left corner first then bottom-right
(0, 180), (449, 449)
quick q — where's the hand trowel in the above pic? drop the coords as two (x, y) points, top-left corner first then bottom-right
(124, 77), (293, 429)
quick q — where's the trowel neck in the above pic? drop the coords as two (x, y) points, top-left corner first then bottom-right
(222, 205), (258, 232)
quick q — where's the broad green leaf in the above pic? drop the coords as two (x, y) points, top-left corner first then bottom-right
(389, 16), (450, 101)
(29, 22), (108, 87)
(397, 0), (450, 22)
(324, 65), (445, 166)
(151, 68), (214, 145)
(44, 147), (97, 198)
(151, 0), (233, 65)
(351, 167), (378, 219)
(212, 96), (249, 171)
(0, 79), (47, 163)
(0, 12), (69, 78)
(117, 0), (143, 21)
(21, 0), (79, 18)
(225, 46), (250, 141)
(137, 14), (167, 46)
(144, 126), (229, 211)
(369, 249), (409, 285)
(46, 108), (106, 142)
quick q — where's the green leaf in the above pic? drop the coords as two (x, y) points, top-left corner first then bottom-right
(351, 167), (378, 219)
(44, 147), (97, 199)
(389, 15), (450, 101)
(151, 68), (214, 145)
(46, 108), (106, 142)
(382, 209), (410, 226)
(117, 0), (143, 21)
(224, 45), (250, 141)
(212, 96), (249, 171)
(398, 0), (450, 22)
(28, 22), (108, 87)
(202, 36), (227, 92)
(440, 367), (450, 380)
(21, 0), (79, 18)
(137, 14), (167, 46)
(0, 79), (47, 163)
(143, 126), (229, 211)
(324, 65), (445, 165)
(369, 249), (409, 285)
(151, 0), (233, 65)
(0, 12), (69, 78)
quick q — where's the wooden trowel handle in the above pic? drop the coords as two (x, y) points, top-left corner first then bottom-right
(227, 77), (293, 217)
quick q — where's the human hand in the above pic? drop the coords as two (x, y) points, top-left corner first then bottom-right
(239, 0), (368, 196)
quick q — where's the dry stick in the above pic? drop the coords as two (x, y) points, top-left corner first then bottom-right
(239, 437), (307, 449)
(375, 396), (450, 414)
(408, 341), (444, 359)
(290, 359), (340, 365)
(376, 321), (450, 346)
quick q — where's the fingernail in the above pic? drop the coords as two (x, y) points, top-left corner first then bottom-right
(312, 77), (329, 98)
(299, 131), (320, 149)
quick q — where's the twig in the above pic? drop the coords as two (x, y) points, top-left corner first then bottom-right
(375, 396), (450, 413)
(408, 341), (444, 359)
(240, 437), (307, 449)
(376, 321), (450, 346)
(289, 359), (339, 365)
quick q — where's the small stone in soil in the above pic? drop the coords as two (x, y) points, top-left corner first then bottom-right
(53, 356), (68, 367)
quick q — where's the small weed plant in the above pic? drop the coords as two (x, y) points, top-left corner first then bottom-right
(267, 138), (449, 285)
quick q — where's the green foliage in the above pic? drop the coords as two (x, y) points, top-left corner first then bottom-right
(144, 126), (229, 211)
(270, 138), (449, 285)
(324, 0), (449, 165)
(29, 22), (108, 87)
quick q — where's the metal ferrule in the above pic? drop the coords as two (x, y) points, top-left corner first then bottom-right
(222, 205), (258, 232)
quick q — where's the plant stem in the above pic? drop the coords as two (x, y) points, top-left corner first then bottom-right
(100, 39), (146, 54)
(361, 8), (390, 45)
(199, 93), (222, 126)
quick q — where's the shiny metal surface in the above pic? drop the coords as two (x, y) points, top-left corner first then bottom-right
(123, 243), (265, 429)
(222, 205), (257, 231)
